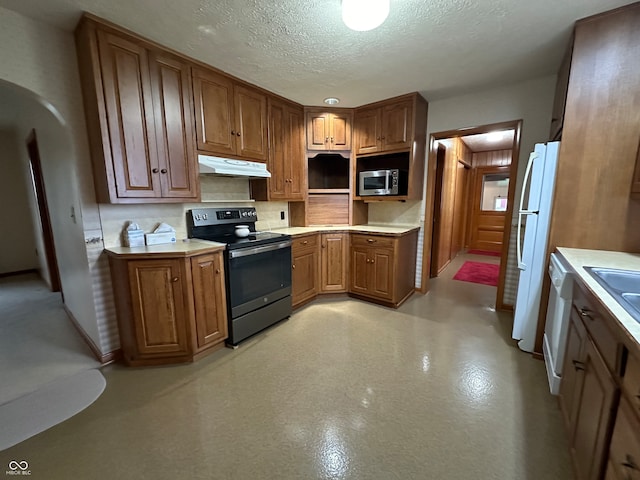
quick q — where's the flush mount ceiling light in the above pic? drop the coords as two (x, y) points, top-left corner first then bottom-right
(324, 97), (340, 105)
(342, 0), (390, 31)
(487, 131), (505, 142)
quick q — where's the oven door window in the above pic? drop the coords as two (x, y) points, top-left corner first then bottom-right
(363, 175), (387, 191)
(227, 246), (292, 309)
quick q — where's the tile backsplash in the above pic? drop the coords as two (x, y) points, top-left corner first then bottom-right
(99, 176), (288, 248)
(367, 200), (422, 226)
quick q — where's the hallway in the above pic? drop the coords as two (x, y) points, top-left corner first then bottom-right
(1, 255), (571, 479)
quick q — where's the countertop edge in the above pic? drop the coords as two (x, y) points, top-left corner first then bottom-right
(275, 225), (420, 237)
(105, 240), (226, 258)
(556, 247), (640, 347)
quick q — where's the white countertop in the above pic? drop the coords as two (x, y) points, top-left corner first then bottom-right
(105, 239), (225, 257)
(273, 224), (420, 236)
(556, 247), (640, 346)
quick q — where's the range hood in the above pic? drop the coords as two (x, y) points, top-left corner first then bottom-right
(198, 154), (271, 178)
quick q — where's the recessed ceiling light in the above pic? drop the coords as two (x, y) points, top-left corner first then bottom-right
(324, 97), (340, 105)
(487, 131), (504, 142)
(342, 0), (390, 31)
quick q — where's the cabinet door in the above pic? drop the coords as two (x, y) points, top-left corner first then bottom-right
(306, 111), (329, 150)
(234, 84), (268, 161)
(191, 253), (228, 351)
(355, 107), (381, 155)
(149, 51), (198, 199)
(370, 248), (393, 300)
(571, 337), (618, 480)
(321, 233), (348, 292)
(559, 309), (588, 431)
(382, 100), (412, 151)
(97, 30), (160, 198)
(286, 105), (305, 199)
(350, 246), (370, 295)
(607, 397), (640, 480)
(192, 67), (236, 156)
(127, 259), (190, 356)
(292, 247), (319, 307)
(329, 112), (352, 150)
(267, 99), (288, 199)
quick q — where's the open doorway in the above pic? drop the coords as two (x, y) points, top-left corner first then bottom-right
(421, 120), (522, 310)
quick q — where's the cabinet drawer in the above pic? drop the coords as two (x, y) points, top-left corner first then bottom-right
(608, 397), (640, 480)
(351, 234), (395, 249)
(624, 350), (640, 416)
(573, 283), (620, 374)
(292, 234), (319, 249)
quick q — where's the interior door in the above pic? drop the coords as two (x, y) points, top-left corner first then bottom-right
(469, 166), (510, 252)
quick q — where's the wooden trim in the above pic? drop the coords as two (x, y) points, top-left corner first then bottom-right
(0, 268), (38, 279)
(26, 130), (62, 293)
(63, 305), (121, 365)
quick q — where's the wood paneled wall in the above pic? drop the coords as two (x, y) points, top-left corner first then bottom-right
(434, 137), (471, 273)
(472, 149), (512, 168)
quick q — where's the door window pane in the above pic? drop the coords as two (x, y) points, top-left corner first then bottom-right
(481, 174), (509, 211)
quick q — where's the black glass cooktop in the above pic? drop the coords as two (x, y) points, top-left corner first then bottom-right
(196, 231), (290, 250)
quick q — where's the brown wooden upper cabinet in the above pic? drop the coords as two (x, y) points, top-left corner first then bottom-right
(549, 36), (573, 142)
(355, 98), (413, 155)
(76, 18), (199, 203)
(192, 67), (268, 162)
(305, 109), (353, 151)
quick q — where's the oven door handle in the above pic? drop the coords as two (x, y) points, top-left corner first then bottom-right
(228, 240), (292, 259)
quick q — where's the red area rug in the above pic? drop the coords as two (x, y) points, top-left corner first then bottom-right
(453, 261), (499, 286)
(468, 249), (501, 257)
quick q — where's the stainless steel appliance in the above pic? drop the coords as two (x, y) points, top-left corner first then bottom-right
(187, 207), (292, 346)
(358, 169), (408, 196)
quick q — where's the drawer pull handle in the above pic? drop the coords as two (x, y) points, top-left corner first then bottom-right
(572, 360), (585, 371)
(622, 454), (638, 470)
(302, 241), (308, 245)
(367, 239), (376, 243)
(579, 308), (593, 319)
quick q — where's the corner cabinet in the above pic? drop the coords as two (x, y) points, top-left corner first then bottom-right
(349, 230), (418, 307)
(192, 67), (268, 161)
(107, 247), (228, 366)
(75, 17), (199, 203)
(305, 109), (353, 151)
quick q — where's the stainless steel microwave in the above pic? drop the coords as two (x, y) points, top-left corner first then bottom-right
(359, 169), (408, 196)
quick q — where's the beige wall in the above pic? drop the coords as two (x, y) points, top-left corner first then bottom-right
(0, 7), (104, 349)
(0, 128), (38, 274)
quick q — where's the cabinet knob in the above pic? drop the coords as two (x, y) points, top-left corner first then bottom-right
(160, 169), (167, 174)
(152, 168), (159, 173)
(381, 136), (385, 140)
(366, 259), (370, 263)
(231, 130), (236, 135)
(572, 360), (585, 371)
(172, 277), (179, 283)
(367, 238), (376, 243)
(215, 269), (220, 274)
(302, 240), (308, 245)
(377, 137), (381, 141)
(292, 264), (296, 269)
(371, 259), (375, 264)
(325, 136), (329, 143)
(330, 136), (334, 143)
(236, 132), (241, 137)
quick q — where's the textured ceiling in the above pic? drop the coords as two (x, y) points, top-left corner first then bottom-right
(0, 0), (634, 107)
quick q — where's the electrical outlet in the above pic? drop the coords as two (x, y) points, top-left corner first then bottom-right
(280, 211), (285, 220)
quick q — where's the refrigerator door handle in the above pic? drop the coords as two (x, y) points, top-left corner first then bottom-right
(517, 152), (539, 270)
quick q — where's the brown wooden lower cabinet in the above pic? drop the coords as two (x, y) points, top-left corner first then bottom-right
(107, 248), (227, 366)
(606, 397), (640, 480)
(348, 231), (418, 308)
(320, 233), (348, 292)
(291, 234), (320, 308)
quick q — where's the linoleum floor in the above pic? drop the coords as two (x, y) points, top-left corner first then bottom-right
(1, 253), (572, 479)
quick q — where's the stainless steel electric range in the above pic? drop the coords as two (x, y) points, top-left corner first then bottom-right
(187, 207), (292, 346)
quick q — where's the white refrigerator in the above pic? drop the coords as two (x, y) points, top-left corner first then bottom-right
(512, 141), (560, 352)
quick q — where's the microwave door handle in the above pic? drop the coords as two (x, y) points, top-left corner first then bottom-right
(385, 170), (391, 191)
